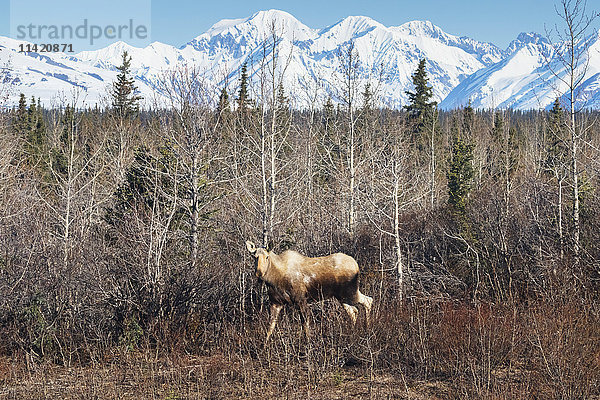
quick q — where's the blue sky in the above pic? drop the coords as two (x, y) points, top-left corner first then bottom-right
(0, 0), (581, 50)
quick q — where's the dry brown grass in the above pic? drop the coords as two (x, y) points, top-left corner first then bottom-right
(0, 353), (445, 399)
(1, 297), (598, 399)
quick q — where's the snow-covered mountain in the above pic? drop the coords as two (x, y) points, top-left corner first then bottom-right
(440, 31), (600, 110)
(1, 9), (599, 110)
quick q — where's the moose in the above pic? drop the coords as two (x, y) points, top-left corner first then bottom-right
(245, 241), (373, 343)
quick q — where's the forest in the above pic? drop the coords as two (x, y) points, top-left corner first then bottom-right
(1, 17), (600, 399)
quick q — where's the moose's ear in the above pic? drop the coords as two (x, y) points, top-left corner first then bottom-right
(246, 240), (257, 255)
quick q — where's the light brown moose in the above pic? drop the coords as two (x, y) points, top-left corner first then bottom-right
(246, 241), (373, 343)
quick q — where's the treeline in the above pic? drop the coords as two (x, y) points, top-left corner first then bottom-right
(1, 71), (599, 351)
(0, 48), (599, 389)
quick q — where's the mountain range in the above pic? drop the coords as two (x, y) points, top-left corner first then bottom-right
(1, 9), (599, 110)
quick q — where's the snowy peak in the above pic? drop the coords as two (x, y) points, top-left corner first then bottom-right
(176, 10), (501, 106)
(394, 20), (445, 39)
(319, 15), (385, 41)
(515, 32), (549, 45)
(506, 32), (551, 54)
(441, 28), (600, 110)
(77, 41), (136, 63)
(4, 9), (599, 110)
(391, 20), (503, 65)
(243, 9), (315, 40)
(247, 9), (307, 26)
(205, 9), (310, 35)
(187, 9), (315, 52)
(75, 40), (182, 73)
(0, 10), (507, 109)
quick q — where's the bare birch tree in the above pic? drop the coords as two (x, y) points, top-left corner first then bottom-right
(546, 0), (599, 266)
(156, 67), (218, 263)
(231, 21), (294, 249)
(364, 118), (422, 300)
(325, 42), (366, 238)
(41, 95), (108, 273)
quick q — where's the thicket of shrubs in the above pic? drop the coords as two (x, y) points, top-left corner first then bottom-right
(0, 84), (599, 397)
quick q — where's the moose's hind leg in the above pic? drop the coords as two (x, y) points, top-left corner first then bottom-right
(357, 291), (373, 325)
(342, 303), (359, 326)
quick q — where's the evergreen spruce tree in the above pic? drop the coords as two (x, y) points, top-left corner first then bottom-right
(107, 146), (159, 220)
(216, 86), (230, 124)
(544, 98), (569, 259)
(323, 96), (335, 131)
(13, 93), (28, 135)
(545, 99), (568, 177)
(404, 59), (436, 129)
(491, 110), (520, 217)
(357, 82), (378, 149)
(26, 96), (45, 155)
(547, 98), (566, 153)
(405, 59), (438, 154)
(447, 113), (475, 214)
(217, 87), (230, 112)
(13, 93), (46, 166)
(462, 100), (475, 138)
(275, 82), (290, 128)
(112, 51), (142, 117)
(491, 111), (505, 178)
(28, 96), (36, 123)
(359, 83), (374, 125)
(318, 96), (338, 186)
(236, 62), (251, 111)
(51, 105), (74, 177)
(276, 83), (287, 109)
(361, 82), (373, 112)
(492, 111), (504, 142)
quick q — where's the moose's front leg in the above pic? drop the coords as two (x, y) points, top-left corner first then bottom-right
(265, 303), (283, 345)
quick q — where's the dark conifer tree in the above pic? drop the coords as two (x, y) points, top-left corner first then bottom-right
(361, 82), (373, 112)
(276, 83), (287, 110)
(275, 82), (290, 127)
(492, 111), (504, 142)
(323, 96), (335, 130)
(405, 59), (436, 123)
(112, 51), (142, 117)
(13, 93), (28, 135)
(216, 87), (230, 124)
(545, 98), (568, 170)
(447, 112), (475, 213)
(236, 62), (250, 111)
(548, 98), (564, 138)
(27, 96), (45, 154)
(218, 87), (229, 111)
(544, 98), (569, 258)
(462, 100), (475, 138)
(405, 59), (438, 153)
(13, 94), (46, 166)
(50, 105), (75, 177)
(27, 96), (36, 129)
(358, 82), (378, 146)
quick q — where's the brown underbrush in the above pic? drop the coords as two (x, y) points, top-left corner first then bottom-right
(1, 296), (598, 399)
